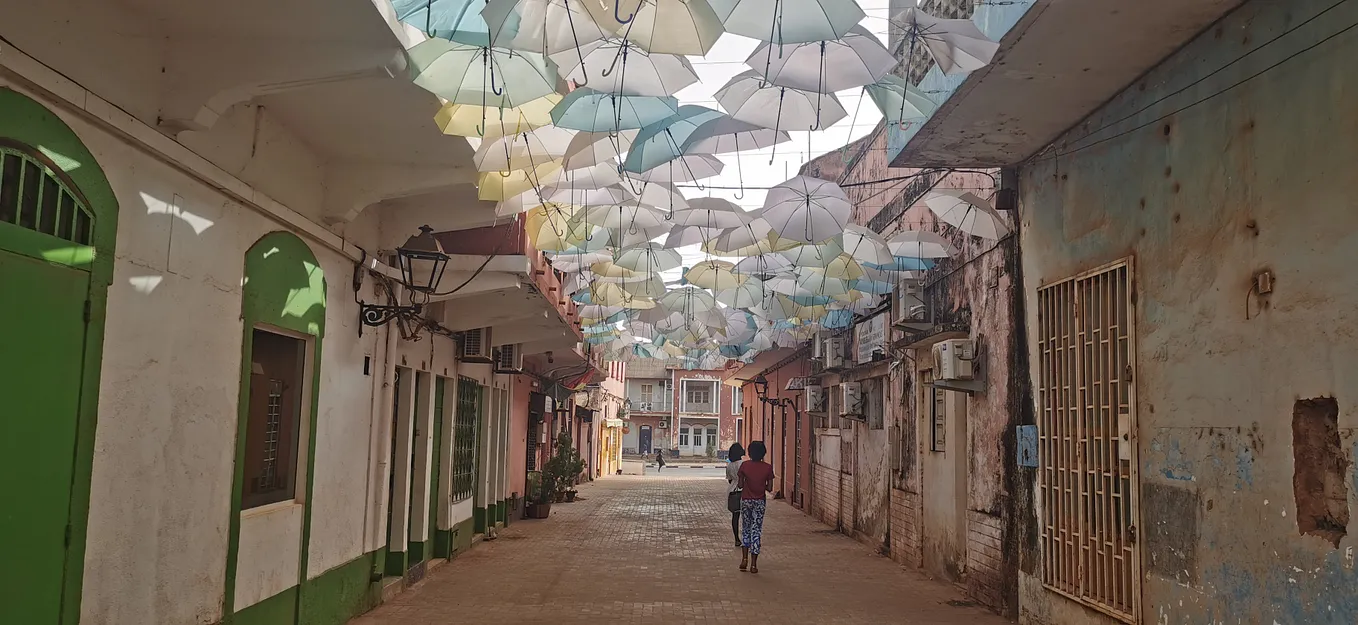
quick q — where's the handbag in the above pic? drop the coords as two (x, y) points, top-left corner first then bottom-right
(727, 491), (742, 513)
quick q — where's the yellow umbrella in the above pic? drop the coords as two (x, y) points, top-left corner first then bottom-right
(684, 260), (744, 290)
(590, 260), (642, 279)
(525, 203), (595, 252)
(434, 93), (563, 139)
(702, 232), (802, 257)
(477, 161), (563, 201)
(817, 254), (867, 280)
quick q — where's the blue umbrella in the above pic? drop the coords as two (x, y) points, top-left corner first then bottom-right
(865, 256), (937, 272)
(550, 88), (680, 132)
(393, 0), (492, 44)
(850, 279), (895, 295)
(622, 105), (725, 174)
(820, 309), (855, 330)
(786, 294), (835, 306)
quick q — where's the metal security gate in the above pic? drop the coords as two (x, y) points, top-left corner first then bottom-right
(1037, 259), (1139, 622)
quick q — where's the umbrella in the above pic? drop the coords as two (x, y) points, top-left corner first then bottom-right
(714, 70), (847, 132)
(482, 0), (610, 56)
(549, 249), (612, 271)
(780, 236), (842, 267)
(715, 278), (767, 308)
(600, 274), (669, 298)
(477, 161), (562, 201)
(408, 39), (559, 110)
(840, 224), (895, 265)
(473, 125), (576, 171)
(761, 176), (853, 244)
(746, 26), (896, 93)
(681, 116), (790, 155)
(684, 260), (744, 290)
(708, 0), (863, 46)
(733, 253), (793, 275)
(865, 256), (936, 272)
(630, 154), (725, 183)
(671, 197), (753, 229)
(582, 0), (724, 56)
(659, 286), (719, 313)
(807, 255), (865, 280)
(894, 8), (999, 75)
(552, 39), (699, 96)
(605, 224), (671, 248)
(887, 230), (958, 259)
(394, 0), (491, 44)
(663, 224), (723, 248)
(434, 93), (561, 138)
(613, 243), (683, 273)
(623, 105), (725, 173)
(550, 88), (680, 131)
(704, 226), (800, 256)
(590, 259), (643, 278)
(562, 130), (637, 170)
(925, 189), (1010, 239)
(583, 203), (668, 230)
(864, 75), (937, 124)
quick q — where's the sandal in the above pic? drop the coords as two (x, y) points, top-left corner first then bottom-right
(739, 560), (748, 571)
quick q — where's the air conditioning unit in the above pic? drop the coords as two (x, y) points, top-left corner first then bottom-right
(460, 327), (494, 362)
(824, 336), (847, 370)
(658, 419), (669, 429)
(839, 382), (862, 416)
(804, 385), (825, 413)
(639, 402), (654, 411)
(494, 343), (523, 373)
(893, 276), (933, 331)
(811, 333), (825, 359)
(809, 359), (826, 375)
(933, 338), (976, 381)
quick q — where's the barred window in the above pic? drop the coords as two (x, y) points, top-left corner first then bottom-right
(453, 377), (481, 502)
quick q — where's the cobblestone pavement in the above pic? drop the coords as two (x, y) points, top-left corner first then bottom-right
(351, 475), (1012, 624)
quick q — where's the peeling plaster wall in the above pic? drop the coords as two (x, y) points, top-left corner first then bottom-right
(1017, 1), (1358, 622)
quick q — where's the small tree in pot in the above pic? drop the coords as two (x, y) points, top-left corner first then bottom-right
(540, 430), (584, 506)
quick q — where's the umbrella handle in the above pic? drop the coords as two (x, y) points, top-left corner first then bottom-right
(614, 0), (634, 24)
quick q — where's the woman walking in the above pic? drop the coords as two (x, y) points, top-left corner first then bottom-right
(654, 449), (666, 471)
(736, 441), (775, 574)
(725, 443), (746, 548)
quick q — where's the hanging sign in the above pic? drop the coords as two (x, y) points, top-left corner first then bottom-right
(854, 314), (887, 364)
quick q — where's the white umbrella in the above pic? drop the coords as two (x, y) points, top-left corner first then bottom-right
(682, 117), (790, 155)
(551, 38), (699, 96)
(796, 268), (853, 296)
(746, 26), (897, 93)
(584, 203), (669, 230)
(671, 197), (754, 229)
(659, 286), (719, 312)
(708, 0), (864, 46)
(715, 278), (767, 308)
(632, 154), (725, 183)
(894, 8), (1000, 75)
(924, 189), (1010, 240)
(605, 224), (671, 247)
(780, 236), (842, 267)
(482, 0), (611, 56)
(663, 224), (723, 248)
(582, 0), (724, 55)
(714, 70), (847, 133)
(474, 125), (577, 171)
(562, 130), (637, 171)
(761, 176), (853, 244)
(684, 260), (744, 290)
(630, 182), (691, 212)
(733, 253), (793, 275)
(887, 230), (958, 259)
(841, 224), (895, 265)
(613, 243), (684, 272)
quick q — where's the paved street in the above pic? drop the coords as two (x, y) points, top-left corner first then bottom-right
(352, 474), (1011, 624)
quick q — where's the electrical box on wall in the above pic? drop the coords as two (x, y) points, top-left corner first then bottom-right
(933, 339), (975, 381)
(839, 382), (862, 416)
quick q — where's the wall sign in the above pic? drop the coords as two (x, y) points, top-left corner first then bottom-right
(854, 314), (887, 364)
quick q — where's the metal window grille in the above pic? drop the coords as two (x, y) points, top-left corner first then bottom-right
(929, 371), (946, 451)
(1037, 260), (1138, 622)
(453, 377), (481, 502)
(254, 379), (284, 492)
(0, 145), (94, 245)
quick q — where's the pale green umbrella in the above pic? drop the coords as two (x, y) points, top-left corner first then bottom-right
(864, 75), (937, 125)
(408, 39), (559, 110)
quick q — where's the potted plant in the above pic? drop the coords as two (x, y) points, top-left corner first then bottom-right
(524, 471), (546, 518)
(544, 430), (584, 504)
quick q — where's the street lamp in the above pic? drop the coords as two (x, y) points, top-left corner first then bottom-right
(357, 225), (450, 329)
(752, 374), (769, 400)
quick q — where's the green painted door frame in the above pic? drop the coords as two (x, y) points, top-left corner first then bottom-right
(0, 88), (119, 625)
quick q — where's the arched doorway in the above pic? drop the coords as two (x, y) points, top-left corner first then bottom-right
(0, 88), (119, 624)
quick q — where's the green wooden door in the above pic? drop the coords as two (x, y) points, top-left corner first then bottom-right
(418, 379), (446, 559)
(0, 249), (90, 623)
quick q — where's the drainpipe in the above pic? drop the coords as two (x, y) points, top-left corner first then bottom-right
(367, 295), (402, 553)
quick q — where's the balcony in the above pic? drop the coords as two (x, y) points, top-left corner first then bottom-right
(630, 401), (672, 414)
(889, 0), (1242, 167)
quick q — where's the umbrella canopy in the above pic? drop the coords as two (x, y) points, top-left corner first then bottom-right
(671, 197), (753, 229)
(481, 0), (611, 56)
(780, 236), (842, 267)
(864, 74), (937, 124)
(434, 93), (561, 138)
(623, 105), (725, 173)
(796, 268), (854, 295)
(681, 116), (790, 155)
(477, 160), (562, 200)
(840, 224), (895, 265)
(704, 226), (799, 256)
(708, 0), (863, 45)
(582, 0), (724, 55)
(394, 0), (490, 43)
(714, 70), (847, 131)
(715, 278), (767, 308)
(924, 189), (1011, 239)
(562, 130), (638, 170)
(659, 286), (719, 312)
(629, 154), (725, 183)
(583, 203), (669, 230)
(552, 39), (699, 96)
(550, 88), (680, 131)
(887, 230), (958, 259)
(733, 253), (793, 275)
(684, 260), (743, 290)
(473, 125), (576, 171)
(761, 176), (853, 244)
(613, 243), (684, 273)
(746, 26), (896, 93)
(895, 8), (999, 75)
(663, 224), (723, 248)
(408, 39), (559, 108)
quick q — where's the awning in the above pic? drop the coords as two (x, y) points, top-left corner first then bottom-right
(604, 419), (625, 428)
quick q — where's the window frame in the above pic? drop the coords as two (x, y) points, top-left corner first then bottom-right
(452, 377), (481, 503)
(731, 386), (743, 415)
(240, 324), (314, 510)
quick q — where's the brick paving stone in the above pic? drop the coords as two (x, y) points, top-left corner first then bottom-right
(350, 475), (1013, 624)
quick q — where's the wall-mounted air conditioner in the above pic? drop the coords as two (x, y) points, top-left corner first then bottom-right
(494, 343), (523, 373)
(893, 276), (933, 332)
(839, 382), (862, 417)
(805, 385), (825, 414)
(824, 336), (847, 370)
(933, 338), (976, 381)
(461, 327), (494, 362)
(639, 402), (654, 411)
(658, 419), (669, 429)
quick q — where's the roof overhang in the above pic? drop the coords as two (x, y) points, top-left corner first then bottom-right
(721, 348), (797, 387)
(889, 0), (1243, 167)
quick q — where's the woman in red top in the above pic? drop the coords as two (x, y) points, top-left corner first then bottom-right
(736, 440), (775, 573)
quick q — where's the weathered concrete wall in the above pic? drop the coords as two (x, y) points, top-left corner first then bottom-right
(1018, 1), (1358, 622)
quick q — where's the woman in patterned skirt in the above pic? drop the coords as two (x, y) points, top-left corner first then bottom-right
(736, 441), (775, 573)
